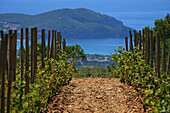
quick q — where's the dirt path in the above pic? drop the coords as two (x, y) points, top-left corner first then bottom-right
(47, 78), (144, 113)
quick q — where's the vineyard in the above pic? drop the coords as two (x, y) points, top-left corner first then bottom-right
(112, 29), (169, 112)
(111, 15), (170, 112)
(0, 28), (74, 112)
(0, 15), (170, 112)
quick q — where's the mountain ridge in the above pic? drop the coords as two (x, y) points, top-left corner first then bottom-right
(0, 8), (132, 39)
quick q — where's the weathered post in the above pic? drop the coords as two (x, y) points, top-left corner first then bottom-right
(50, 30), (54, 59)
(47, 30), (50, 59)
(136, 32), (138, 47)
(63, 38), (66, 52)
(167, 48), (170, 75)
(142, 29), (145, 56)
(0, 33), (4, 112)
(1, 34), (8, 113)
(20, 28), (24, 103)
(57, 32), (60, 60)
(0, 30), (4, 40)
(57, 32), (60, 42)
(147, 30), (150, 63)
(25, 28), (29, 94)
(55, 30), (57, 59)
(41, 29), (45, 68)
(7, 30), (14, 113)
(145, 30), (149, 64)
(155, 32), (160, 77)
(13, 30), (17, 82)
(150, 30), (153, 68)
(58, 32), (62, 50)
(139, 30), (141, 50)
(0, 31), (4, 50)
(31, 27), (37, 83)
(129, 31), (133, 52)
(125, 37), (128, 51)
(34, 27), (37, 75)
(0, 31), (4, 77)
(134, 30), (136, 47)
(31, 28), (34, 84)
(162, 30), (166, 73)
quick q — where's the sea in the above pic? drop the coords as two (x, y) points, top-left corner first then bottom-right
(16, 11), (169, 55)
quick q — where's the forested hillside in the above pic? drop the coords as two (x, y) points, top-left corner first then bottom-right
(0, 8), (132, 39)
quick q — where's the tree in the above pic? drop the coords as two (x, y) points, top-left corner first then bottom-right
(141, 14), (170, 56)
(154, 13), (170, 39)
(66, 44), (86, 65)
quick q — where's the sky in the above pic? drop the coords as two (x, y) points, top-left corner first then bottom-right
(0, 0), (169, 30)
(0, 0), (170, 15)
(0, 0), (169, 54)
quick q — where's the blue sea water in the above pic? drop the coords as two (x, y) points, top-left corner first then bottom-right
(17, 37), (125, 55)
(66, 38), (125, 55)
(107, 11), (169, 30)
(16, 11), (169, 55)
(67, 11), (169, 55)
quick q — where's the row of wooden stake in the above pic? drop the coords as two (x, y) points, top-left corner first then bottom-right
(125, 30), (170, 76)
(0, 28), (66, 113)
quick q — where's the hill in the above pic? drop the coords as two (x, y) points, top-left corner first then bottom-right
(0, 8), (132, 39)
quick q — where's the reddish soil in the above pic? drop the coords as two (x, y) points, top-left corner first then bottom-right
(47, 78), (144, 113)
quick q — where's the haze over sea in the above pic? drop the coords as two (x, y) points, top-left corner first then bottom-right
(1, 0), (170, 55)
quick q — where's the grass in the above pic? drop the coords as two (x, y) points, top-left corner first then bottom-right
(73, 64), (118, 78)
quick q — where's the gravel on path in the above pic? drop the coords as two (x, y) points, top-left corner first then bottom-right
(47, 78), (144, 113)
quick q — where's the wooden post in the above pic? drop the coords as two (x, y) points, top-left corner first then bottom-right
(0, 31), (4, 78)
(7, 30), (14, 113)
(57, 32), (60, 60)
(1, 34), (8, 113)
(129, 31), (133, 52)
(63, 38), (66, 52)
(31, 28), (34, 84)
(34, 27), (37, 73)
(50, 30), (54, 59)
(167, 48), (170, 75)
(155, 32), (160, 77)
(47, 30), (50, 59)
(57, 32), (62, 50)
(33, 27), (37, 83)
(20, 28), (24, 103)
(142, 29), (145, 56)
(145, 30), (147, 62)
(139, 30), (141, 50)
(125, 37), (128, 51)
(145, 30), (149, 64)
(0, 40), (2, 51)
(147, 30), (150, 63)
(13, 30), (17, 82)
(41, 29), (45, 68)
(55, 31), (57, 59)
(59, 33), (62, 50)
(0, 31), (4, 51)
(136, 32), (138, 47)
(0, 30), (4, 40)
(25, 28), (29, 94)
(162, 30), (166, 73)
(57, 32), (60, 42)
(150, 30), (153, 68)
(134, 30), (136, 47)
(0, 34), (4, 112)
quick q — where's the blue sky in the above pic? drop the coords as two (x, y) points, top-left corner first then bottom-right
(0, 0), (169, 15)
